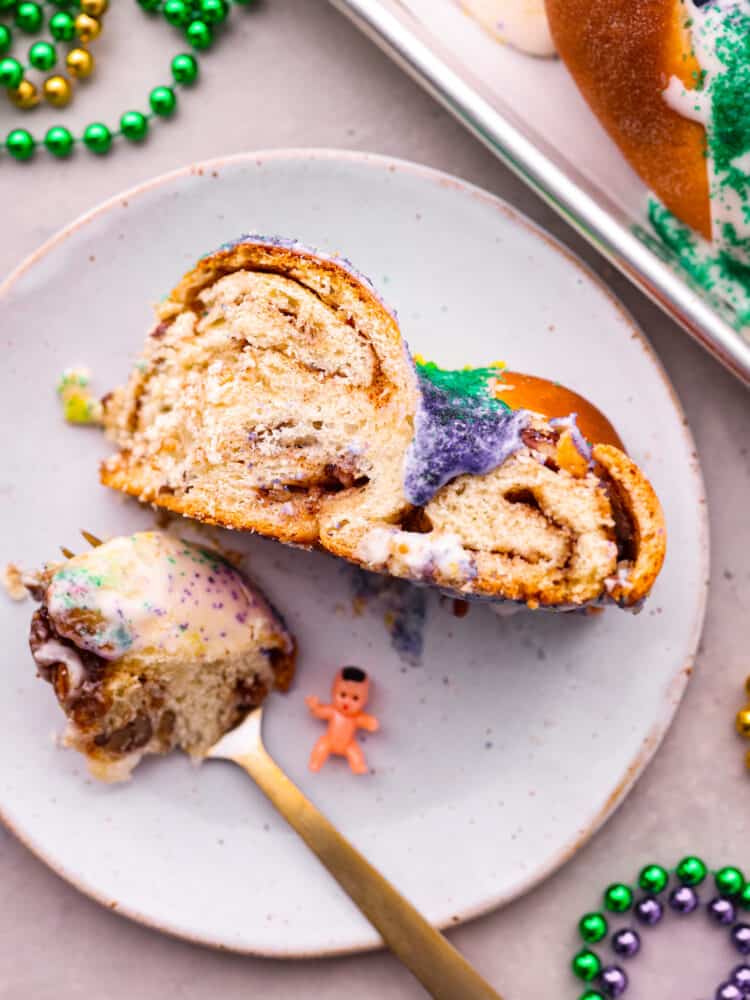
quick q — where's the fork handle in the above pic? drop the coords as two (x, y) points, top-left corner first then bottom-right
(234, 747), (503, 1000)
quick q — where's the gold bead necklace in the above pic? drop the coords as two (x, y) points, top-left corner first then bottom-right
(0, 0), (106, 111)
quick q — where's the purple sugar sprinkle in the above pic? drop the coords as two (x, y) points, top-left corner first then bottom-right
(236, 611), (248, 624)
(349, 567), (427, 666)
(403, 371), (528, 506)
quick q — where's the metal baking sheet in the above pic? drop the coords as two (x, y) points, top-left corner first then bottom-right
(330, 0), (750, 385)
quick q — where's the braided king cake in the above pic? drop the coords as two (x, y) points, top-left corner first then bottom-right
(546, 0), (750, 277)
(100, 237), (666, 613)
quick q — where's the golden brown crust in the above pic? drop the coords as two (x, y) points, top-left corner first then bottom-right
(545, 0), (711, 238)
(593, 443), (667, 605)
(100, 460), (323, 545)
(269, 643), (296, 692)
(496, 371), (624, 449)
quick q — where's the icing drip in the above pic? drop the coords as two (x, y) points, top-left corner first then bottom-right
(358, 526), (477, 582)
(32, 638), (86, 690)
(663, 0), (750, 265)
(403, 360), (529, 506)
(47, 532), (290, 662)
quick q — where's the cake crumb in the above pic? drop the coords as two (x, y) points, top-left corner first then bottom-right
(57, 367), (104, 426)
(3, 563), (30, 601)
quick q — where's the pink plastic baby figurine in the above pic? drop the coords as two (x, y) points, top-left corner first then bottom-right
(306, 666), (379, 774)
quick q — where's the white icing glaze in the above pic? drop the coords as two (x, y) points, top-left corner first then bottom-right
(459, 0), (556, 57)
(604, 563), (634, 595)
(33, 639), (86, 690)
(46, 532), (291, 663)
(357, 527), (394, 567)
(357, 527), (475, 580)
(663, 0), (750, 264)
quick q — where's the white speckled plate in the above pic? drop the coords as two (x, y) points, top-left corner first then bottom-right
(0, 150), (707, 957)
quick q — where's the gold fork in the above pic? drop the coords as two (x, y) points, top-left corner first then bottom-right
(207, 710), (503, 999)
(67, 532), (503, 998)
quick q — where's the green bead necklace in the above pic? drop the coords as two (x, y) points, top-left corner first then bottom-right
(1, 0), (257, 161)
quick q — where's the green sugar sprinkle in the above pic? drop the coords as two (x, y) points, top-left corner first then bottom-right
(51, 565), (107, 608)
(414, 358), (511, 411)
(54, 566), (105, 588)
(644, 199), (750, 329)
(710, 9), (750, 188)
(719, 245), (750, 292)
(196, 545), (233, 570)
(642, 7), (750, 332)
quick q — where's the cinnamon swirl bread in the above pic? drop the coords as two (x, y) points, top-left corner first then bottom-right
(101, 237), (665, 611)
